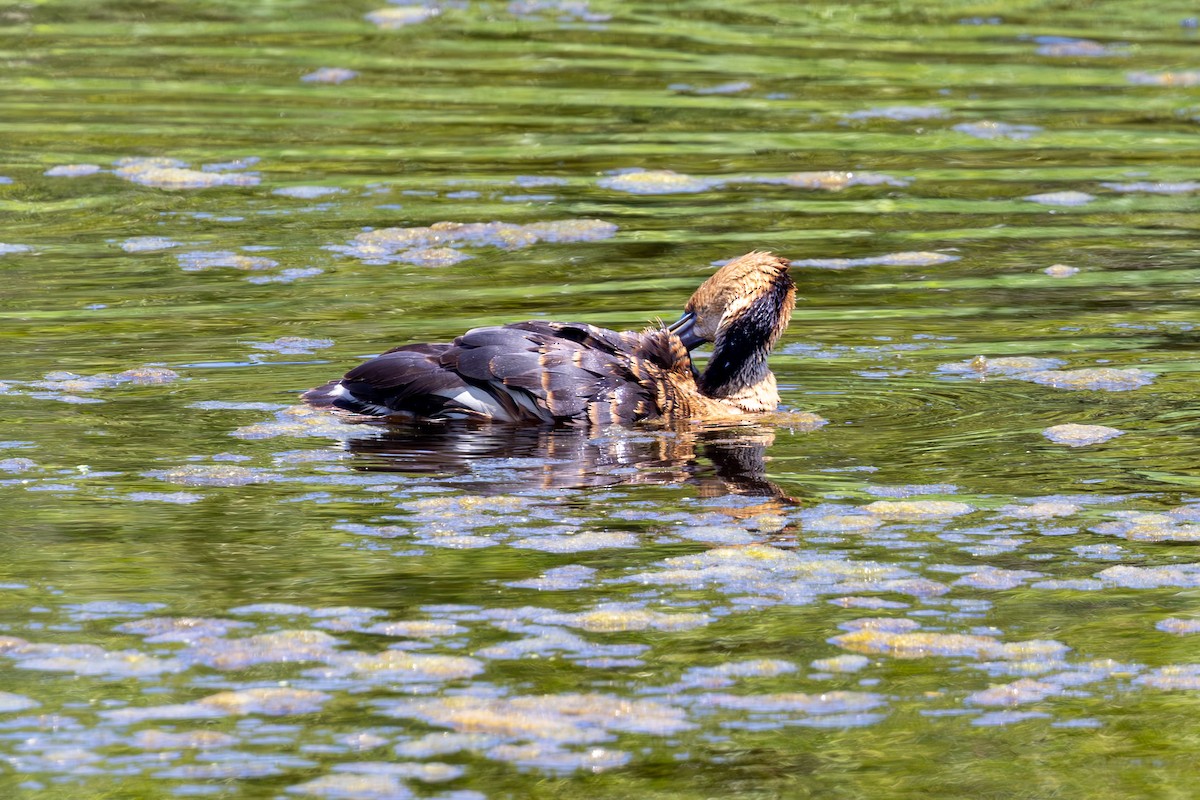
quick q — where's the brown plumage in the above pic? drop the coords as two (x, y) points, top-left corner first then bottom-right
(302, 251), (796, 424)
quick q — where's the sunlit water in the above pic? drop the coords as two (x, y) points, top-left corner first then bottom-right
(3, 1), (1200, 797)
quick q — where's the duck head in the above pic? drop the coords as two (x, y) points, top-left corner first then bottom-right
(668, 251), (796, 410)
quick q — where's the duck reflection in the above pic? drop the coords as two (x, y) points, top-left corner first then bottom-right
(338, 421), (793, 500)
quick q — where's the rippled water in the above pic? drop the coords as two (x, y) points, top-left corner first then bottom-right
(4, 1), (1200, 797)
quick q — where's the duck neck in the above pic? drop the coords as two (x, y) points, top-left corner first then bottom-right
(698, 339), (778, 412)
(693, 267), (794, 412)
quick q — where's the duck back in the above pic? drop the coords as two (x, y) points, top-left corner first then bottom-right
(303, 320), (694, 425)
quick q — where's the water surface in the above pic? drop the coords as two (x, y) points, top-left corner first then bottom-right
(3, 1), (1200, 797)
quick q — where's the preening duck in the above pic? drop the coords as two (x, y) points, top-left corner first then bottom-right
(302, 251), (795, 425)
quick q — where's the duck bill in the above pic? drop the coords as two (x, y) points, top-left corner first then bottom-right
(668, 311), (706, 350)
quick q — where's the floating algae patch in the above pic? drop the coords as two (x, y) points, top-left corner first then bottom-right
(695, 690), (887, 717)
(155, 753), (317, 780)
(762, 171), (910, 190)
(803, 513), (883, 533)
(64, 600), (168, 620)
(330, 219), (616, 264)
(115, 157), (260, 189)
(1000, 500), (1081, 519)
(330, 762), (466, 783)
(121, 235), (181, 252)
(865, 483), (959, 498)
(1102, 181), (1200, 194)
(13, 366), (181, 398)
(272, 185), (346, 199)
(830, 597), (909, 610)
(115, 616), (254, 643)
(1043, 424), (1124, 447)
(249, 337), (335, 355)
(1127, 70), (1200, 86)
(44, 163), (103, 177)
(506, 565), (598, 591)
(838, 617), (920, 633)
(401, 494), (536, 519)
(1022, 191), (1095, 206)
(652, 659), (798, 692)
(249, 267), (325, 285)
(315, 649), (484, 684)
(1096, 563), (1200, 588)
(362, 620), (467, 639)
(488, 743), (630, 774)
(131, 729), (241, 751)
(177, 250), (279, 272)
(232, 405), (365, 440)
(620, 544), (933, 606)
(474, 625), (648, 665)
(1072, 544), (1126, 561)
(670, 80), (753, 95)
(1091, 513), (1200, 543)
(1134, 665), (1200, 690)
(509, 530), (638, 552)
(380, 693), (693, 768)
(9, 642), (185, 678)
(144, 464), (281, 487)
(811, 655), (870, 673)
(285, 772), (416, 799)
(674, 524), (757, 545)
(953, 567), (1045, 591)
(131, 481), (214, 500)
(970, 710), (1051, 727)
(300, 67), (359, 84)
(0, 692), (38, 712)
(1033, 36), (1123, 57)
(936, 356), (1066, 377)
(228, 603), (333, 616)
(394, 247), (473, 267)
(507, 0), (611, 24)
(831, 621), (1069, 663)
(199, 688), (331, 716)
(365, 6), (440, 28)
(597, 169), (721, 194)
(1158, 619), (1200, 635)
(790, 251), (956, 269)
(863, 500), (973, 520)
(1019, 368), (1154, 391)
(101, 690), (331, 724)
(394, 732), (505, 759)
(180, 630), (342, 670)
(543, 603), (712, 633)
(119, 366), (180, 384)
(952, 121), (1041, 140)
(843, 105), (947, 121)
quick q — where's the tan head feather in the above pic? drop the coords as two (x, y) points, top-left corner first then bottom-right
(684, 251), (795, 346)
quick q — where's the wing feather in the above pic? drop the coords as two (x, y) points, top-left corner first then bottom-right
(304, 321), (684, 423)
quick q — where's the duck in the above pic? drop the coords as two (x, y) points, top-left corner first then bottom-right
(302, 250), (795, 425)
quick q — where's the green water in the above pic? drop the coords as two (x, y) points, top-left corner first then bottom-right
(3, 1), (1200, 797)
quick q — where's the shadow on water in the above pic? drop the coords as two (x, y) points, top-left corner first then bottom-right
(338, 421), (795, 499)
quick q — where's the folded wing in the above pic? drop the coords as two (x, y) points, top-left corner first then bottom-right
(303, 321), (689, 424)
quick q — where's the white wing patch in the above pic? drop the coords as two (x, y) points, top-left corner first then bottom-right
(438, 386), (515, 422)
